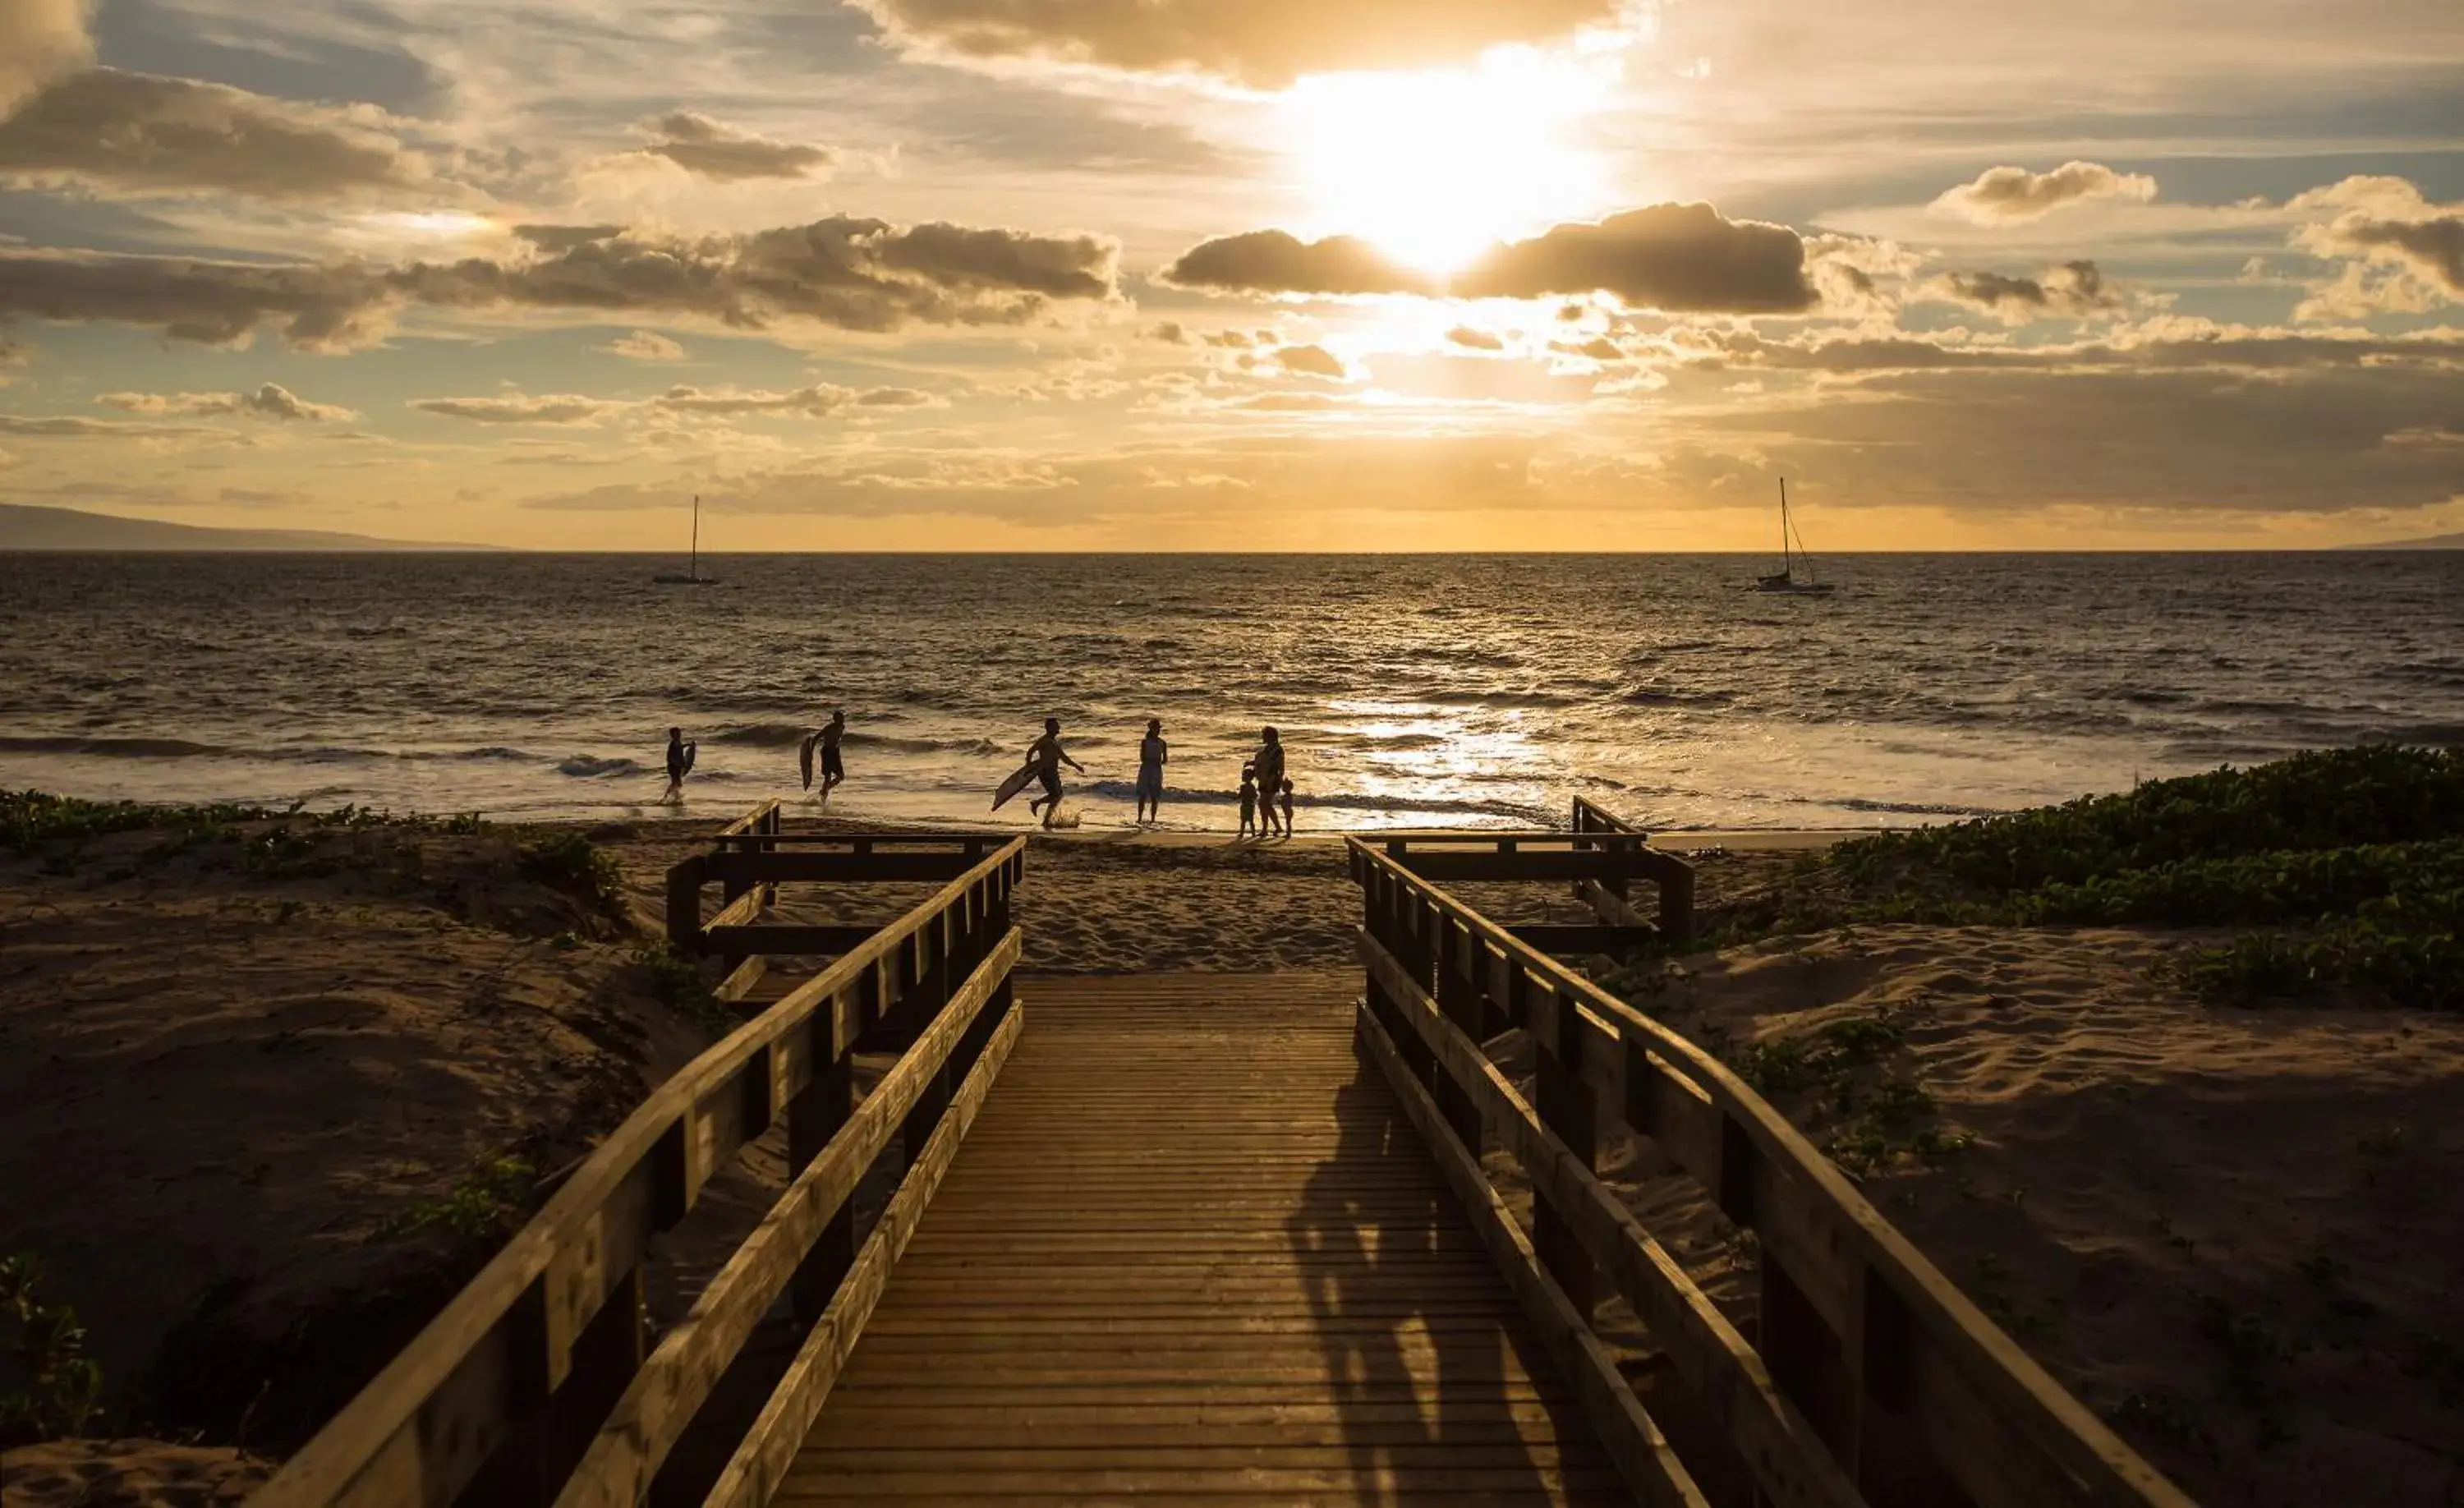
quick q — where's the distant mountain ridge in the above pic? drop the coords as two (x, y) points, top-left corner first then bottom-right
(0, 503), (499, 551)
(2345, 531), (2464, 549)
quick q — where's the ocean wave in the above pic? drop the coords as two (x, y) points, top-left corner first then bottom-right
(1078, 779), (1554, 823)
(558, 755), (644, 778)
(0, 736), (539, 765)
(0, 734), (225, 758)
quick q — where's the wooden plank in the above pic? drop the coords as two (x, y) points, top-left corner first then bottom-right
(701, 852), (984, 885)
(1354, 1002), (1708, 1508)
(1388, 850), (1683, 884)
(713, 954), (767, 1005)
(704, 924), (881, 959)
(251, 843), (1026, 1508)
(1349, 841), (2191, 1508)
(703, 1000), (1021, 1508)
(1510, 922), (1661, 955)
(554, 932), (1020, 1508)
(1362, 935), (1864, 1508)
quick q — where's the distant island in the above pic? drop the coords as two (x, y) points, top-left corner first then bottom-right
(0, 503), (499, 551)
(2345, 531), (2464, 549)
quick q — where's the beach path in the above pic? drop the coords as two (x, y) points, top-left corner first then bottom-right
(787, 971), (1626, 1505)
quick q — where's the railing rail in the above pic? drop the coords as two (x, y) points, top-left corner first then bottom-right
(1570, 796), (1694, 943)
(1347, 837), (2188, 1508)
(254, 816), (1027, 1508)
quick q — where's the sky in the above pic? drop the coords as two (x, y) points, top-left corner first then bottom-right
(0, 0), (2460, 550)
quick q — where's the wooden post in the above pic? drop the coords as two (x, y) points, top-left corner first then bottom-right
(665, 856), (706, 954)
(1432, 917), (1486, 1156)
(1658, 860), (1696, 945)
(788, 1011), (857, 1323)
(1532, 985), (1602, 1320)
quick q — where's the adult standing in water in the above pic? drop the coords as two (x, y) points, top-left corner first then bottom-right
(1251, 726), (1286, 837)
(1135, 718), (1168, 825)
(1026, 716), (1084, 828)
(662, 726), (696, 805)
(814, 709), (848, 802)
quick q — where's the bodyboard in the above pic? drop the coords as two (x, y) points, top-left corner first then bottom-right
(682, 743), (696, 776)
(991, 761), (1039, 811)
(799, 734), (816, 791)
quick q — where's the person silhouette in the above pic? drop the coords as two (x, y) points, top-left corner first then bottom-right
(1135, 718), (1168, 824)
(662, 727), (696, 804)
(1024, 717), (1084, 829)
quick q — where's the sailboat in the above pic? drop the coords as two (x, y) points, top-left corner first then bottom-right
(1749, 478), (1835, 595)
(651, 494), (717, 586)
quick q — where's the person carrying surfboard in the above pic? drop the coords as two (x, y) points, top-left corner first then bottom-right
(663, 727), (696, 804)
(1023, 716), (1083, 828)
(802, 709), (848, 801)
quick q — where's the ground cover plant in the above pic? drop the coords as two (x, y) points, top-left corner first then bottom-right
(1687, 746), (2464, 1009)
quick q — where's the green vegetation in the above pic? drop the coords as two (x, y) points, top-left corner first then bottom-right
(636, 942), (733, 1037)
(373, 1157), (536, 1241)
(2, 790), (487, 854)
(517, 831), (627, 919)
(1696, 747), (2464, 1010)
(0, 1253), (103, 1444)
(1675, 1003), (1972, 1179)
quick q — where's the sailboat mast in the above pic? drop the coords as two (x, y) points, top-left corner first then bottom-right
(1779, 478), (1791, 572)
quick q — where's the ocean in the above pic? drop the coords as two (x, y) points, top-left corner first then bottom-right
(2, 553), (2458, 832)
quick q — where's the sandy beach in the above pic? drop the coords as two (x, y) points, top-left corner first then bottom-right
(7, 797), (2460, 1508)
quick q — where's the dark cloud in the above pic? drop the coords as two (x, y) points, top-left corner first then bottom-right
(1699, 327), (2464, 375)
(515, 224), (625, 251)
(0, 68), (434, 198)
(635, 112), (835, 182)
(2318, 213), (2464, 297)
(1445, 324), (1505, 351)
(97, 382), (355, 420)
(1274, 343), (1347, 379)
(411, 393), (618, 425)
(847, 0), (1624, 87)
(0, 0), (90, 113)
(0, 214), (1120, 348)
(1931, 161), (2156, 224)
(1165, 204), (1818, 314)
(1143, 320), (1189, 344)
(1164, 230), (1429, 297)
(0, 249), (390, 350)
(1929, 260), (2122, 321)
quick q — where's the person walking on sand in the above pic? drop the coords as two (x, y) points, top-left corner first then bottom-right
(663, 726), (696, 805)
(803, 709), (848, 802)
(1135, 718), (1168, 825)
(1251, 727), (1286, 836)
(1238, 765), (1259, 837)
(1024, 716), (1084, 828)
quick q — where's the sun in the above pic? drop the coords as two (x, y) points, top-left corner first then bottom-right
(1280, 48), (1617, 276)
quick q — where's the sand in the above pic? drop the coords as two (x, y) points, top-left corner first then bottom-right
(1627, 922), (2464, 1506)
(0, 818), (711, 1456)
(18, 805), (2456, 1508)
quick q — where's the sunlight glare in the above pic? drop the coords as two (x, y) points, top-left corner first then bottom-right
(1282, 48), (1617, 276)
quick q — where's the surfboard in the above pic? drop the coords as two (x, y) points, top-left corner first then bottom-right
(799, 734), (816, 791)
(682, 743), (697, 776)
(991, 761), (1039, 811)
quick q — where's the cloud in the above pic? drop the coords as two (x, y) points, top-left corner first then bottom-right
(1142, 320), (1189, 344)
(1927, 260), (2122, 322)
(1274, 343), (1348, 379)
(0, 214), (1120, 349)
(0, 0), (90, 115)
(600, 329), (686, 362)
(411, 393), (622, 425)
(1930, 162), (2158, 224)
(1165, 203), (1818, 314)
(846, 0), (1628, 87)
(0, 69), (436, 199)
(2291, 176), (2464, 315)
(96, 383), (356, 421)
(411, 383), (945, 425)
(0, 412), (224, 439)
(633, 112), (835, 182)
(1445, 325), (1506, 351)
(0, 250), (391, 350)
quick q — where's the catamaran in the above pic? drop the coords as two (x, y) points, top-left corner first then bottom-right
(1749, 478), (1835, 595)
(651, 493), (717, 586)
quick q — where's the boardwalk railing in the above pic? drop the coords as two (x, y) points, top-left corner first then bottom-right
(255, 817), (1028, 1508)
(1572, 795), (1696, 945)
(1348, 837), (2190, 1508)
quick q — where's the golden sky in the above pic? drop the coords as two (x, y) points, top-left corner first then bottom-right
(1, 0), (2461, 548)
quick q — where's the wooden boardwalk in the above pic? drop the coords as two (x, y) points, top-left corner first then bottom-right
(788, 972), (1627, 1506)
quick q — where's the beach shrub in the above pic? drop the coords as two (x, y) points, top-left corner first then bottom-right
(0, 1253), (104, 1444)
(517, 832), (626, 919)
(636, 944), (732, 1037)
(1678, 748), (2464, 1011)
(373, 1158), (536, 1241)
